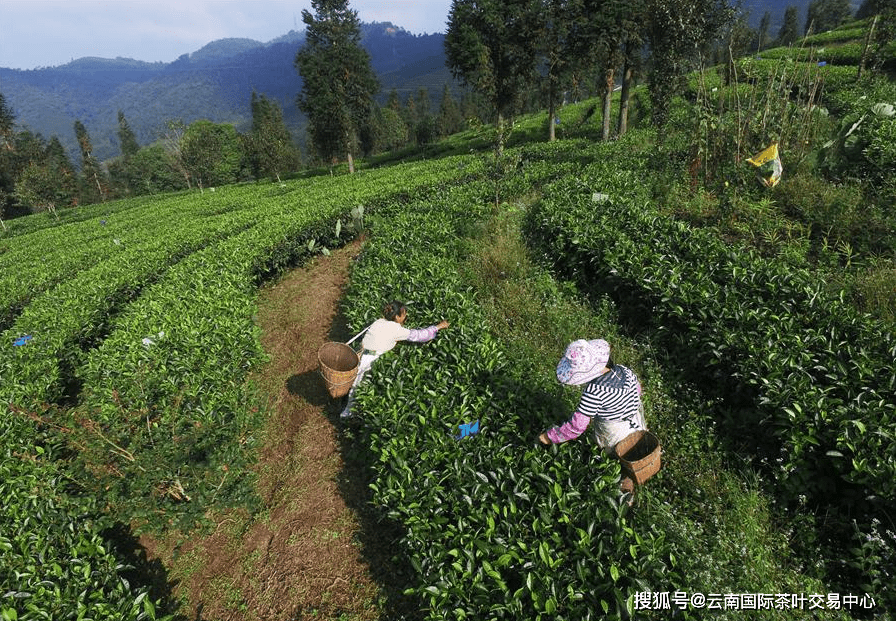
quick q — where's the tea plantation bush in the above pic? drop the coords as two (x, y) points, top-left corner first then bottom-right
(338, 154), (682, 620)
(523, 141), (896, 610)
(0, 156), (476, 617)
(1, 416), (171, 620)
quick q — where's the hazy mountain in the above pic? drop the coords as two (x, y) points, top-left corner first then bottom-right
(0, 23), (456, 163)
(738, 0), (862, 30)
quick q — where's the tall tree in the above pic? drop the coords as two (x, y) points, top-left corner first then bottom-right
(0, 93), (13, 150)
(180, 120), (244, 191)
(14, 135), (75, 217)
(565, 0), (642, 141)
(643, 0), (735, 126)
(858, 0), (896, 19)
(117, 110), (140, 160)
(159, 119), (191, 189)
(370, 102), (410, 152)
(404, 92), (419, 134)
(246, 92), (301, 182)
(74, 120), (108, 204)
(294, 0), (379, 173)
(413, 87), (438, 146)
(16, 162), (61, 217)
(757, 11), (772, 52)
(45, 136), (77, 206)
(777, 6), (801, 46)
(0, 93), (16, 228)
(437, 84), (465, 137)
(538, 0), (573, 142)
(127, 144), (187, 195)
(616, 34), (645, 138)
(806, 0), (853, 34)
(445, 0), (542, 154)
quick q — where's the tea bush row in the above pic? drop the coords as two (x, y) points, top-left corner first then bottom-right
(1, 415), (172, 620)
(0, 195), (200, 331)
(339, 151), (678, 619)
(0, 211), (257, 410)
(1, 157), (475, 617)
(523, 146), (895, 607)
(45, 156), (478, 531)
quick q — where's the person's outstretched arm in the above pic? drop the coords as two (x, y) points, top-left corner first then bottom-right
(540, 411), (592, 444)
(405, 320), (449, 343)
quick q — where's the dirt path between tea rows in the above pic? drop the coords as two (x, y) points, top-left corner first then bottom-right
(141, 239), (405, 620)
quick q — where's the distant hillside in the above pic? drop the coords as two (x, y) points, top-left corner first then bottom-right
(0, 23), (457, 164)
(738, 0), (863, 30)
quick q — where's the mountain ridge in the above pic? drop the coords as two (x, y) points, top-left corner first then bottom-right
(0, 22), (453, 163)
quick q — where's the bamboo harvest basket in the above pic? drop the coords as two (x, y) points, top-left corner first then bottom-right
(615, 430), (662, 485)
(318, 342), (360, 399)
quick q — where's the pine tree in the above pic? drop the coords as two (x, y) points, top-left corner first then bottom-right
(294, 0), (379, 173)
(16, 137), (77, 217)
(413, 87), (437, 146)
(117, 110), (140, 160)
(0, 92), (14, 150)
(386, 89), (402, 113)
(74, 120), (107, 204)
(0, 93), (16, 228)
(539, 0), (573, 142)
(247, 92), (301, 182)
(45, 136), (77, 206)
(778, 6), (800, 46)
(371, 102), (410, 152)
(757, 11), (772, 52)
(806, 0), (853, 35)
(566, 0), (642, 141)
(437, 84), (465, 137)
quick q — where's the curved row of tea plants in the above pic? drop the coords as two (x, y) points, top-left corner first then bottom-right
(0, 196), (199, 331)
(1, 156), (477, 618)
(1, 415), (173, 620)
(0, 178), (346, 332)
(338, 151), (682, 620)
(1, 211), (257, 409)
(522, 143), (896, 608)
(0, 192), (164, 240)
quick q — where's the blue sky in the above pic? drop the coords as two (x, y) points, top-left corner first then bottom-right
(0, 0), (452, 70)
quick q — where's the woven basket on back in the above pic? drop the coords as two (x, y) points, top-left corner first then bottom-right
(318, 342), (360, 399)
(615, 430), (662, 485)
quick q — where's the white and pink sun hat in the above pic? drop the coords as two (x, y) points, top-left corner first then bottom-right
(556, 339), (611, 386)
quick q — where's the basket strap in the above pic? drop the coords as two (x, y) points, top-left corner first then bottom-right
(346, 322), (373, 345)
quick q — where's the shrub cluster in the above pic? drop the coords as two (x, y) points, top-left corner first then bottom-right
(523, 144), (896, 609)
(338, 152), (681, 620)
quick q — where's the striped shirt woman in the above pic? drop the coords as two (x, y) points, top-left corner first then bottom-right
(539, 339), (646, 454)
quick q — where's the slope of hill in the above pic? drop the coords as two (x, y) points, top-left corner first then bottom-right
(0, 23), (455, 164)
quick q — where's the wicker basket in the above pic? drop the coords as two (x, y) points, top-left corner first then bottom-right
(318, 342), (360, 399)
(615, 430), (662, 485)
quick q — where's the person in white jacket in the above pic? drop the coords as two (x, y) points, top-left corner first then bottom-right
(340, 300), (449, 418)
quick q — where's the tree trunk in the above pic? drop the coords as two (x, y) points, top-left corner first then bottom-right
(617, 62), (633, 137)
(548, 84), (557, 142)
(857, 14), (878, 81)
(347, 151), (355, 174)
(602, 66), (615, 141)
(92, 168), (105, 202)
(496, 112), (505, 158)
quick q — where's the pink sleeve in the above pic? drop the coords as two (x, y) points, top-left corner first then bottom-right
(546, 411), (592, 444)
(406, 325), (439, 343)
